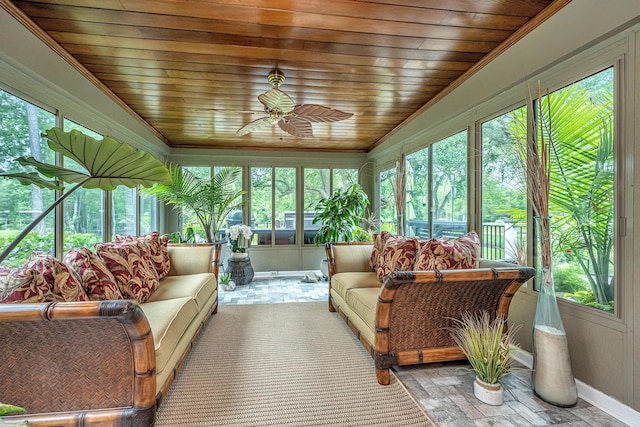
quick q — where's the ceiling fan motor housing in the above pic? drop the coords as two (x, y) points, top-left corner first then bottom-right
(268, 69), (286, 88)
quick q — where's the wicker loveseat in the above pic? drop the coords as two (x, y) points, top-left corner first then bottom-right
(325, 240), (535, 385)
(0, 243), (220, 426)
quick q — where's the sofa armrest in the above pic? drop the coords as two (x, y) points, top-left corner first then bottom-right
(167, 243), (221, 278)
(374, 266), (535, 369)
(325, 242), (374, 277)
(0, 300), (156, 426)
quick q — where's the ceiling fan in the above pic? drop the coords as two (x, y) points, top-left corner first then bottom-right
(236, 69), (353, 138)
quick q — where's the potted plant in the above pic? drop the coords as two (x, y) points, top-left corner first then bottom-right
(447, 311), (521, 406)
(0, 128), (171, 264)
(311, 183), (370, 278)
(226, 224), (253, 259)
(311, 183), (369, 245)
(143, 165), (244, 243)
(218, 273), (235, 292)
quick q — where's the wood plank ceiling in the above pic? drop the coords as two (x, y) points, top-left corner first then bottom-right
(3, 0), (567, 153)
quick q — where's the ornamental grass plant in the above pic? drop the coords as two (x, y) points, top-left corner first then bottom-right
(447, 311), (521, 385)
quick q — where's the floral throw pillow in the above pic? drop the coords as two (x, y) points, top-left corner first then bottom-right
(96, 241), (159, 303)
(26, 251), (88, 302)
(115, 232), (170, 279)
(64, 247), (124, 301)
(0, 266), (60, 303)
(370, 231), (391, 270)
(414, 231), (481, 271)
(375, 235), (420, 282)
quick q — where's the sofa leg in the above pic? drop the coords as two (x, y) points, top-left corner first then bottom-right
(376, 368), (390, 385)
(328, 302), (336, 312)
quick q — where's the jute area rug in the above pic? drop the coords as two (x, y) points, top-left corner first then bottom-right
(155, 302), (436, 426)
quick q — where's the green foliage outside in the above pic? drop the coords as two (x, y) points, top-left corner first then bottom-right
(0, 232), (99, 268)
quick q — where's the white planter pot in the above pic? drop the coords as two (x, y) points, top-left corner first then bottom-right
(221, 280), (236, 292)
(473, 376), (503, 406)
(231, 252), (248, 259)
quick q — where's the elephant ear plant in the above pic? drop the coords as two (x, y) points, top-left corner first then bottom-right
(0, 127), (171, 264)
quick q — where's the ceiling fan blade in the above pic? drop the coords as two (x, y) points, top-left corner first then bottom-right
(293, 104), (353, 123)
(236, 117), (273, 136)
(258, 88), (295, 113)
(279, 117), (314, 138)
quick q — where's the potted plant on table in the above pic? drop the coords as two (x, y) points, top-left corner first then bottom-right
(226, 224), (253, 259)
(447, 311), (521, 406)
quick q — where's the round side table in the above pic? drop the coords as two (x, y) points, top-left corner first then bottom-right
(225, 256), (254, 286)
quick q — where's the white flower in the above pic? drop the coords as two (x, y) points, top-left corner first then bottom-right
(226, 224), (253, 251)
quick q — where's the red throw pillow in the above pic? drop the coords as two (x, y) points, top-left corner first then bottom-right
(370, 231), (391, 270)
(0, 266), (60, 303)
(96, 241), (159, 303)
(64, 247), (124, 301)
(26, 251), (88, 302)
(414, 231), (481, 270)
(375, 234), (420, 282)
(115, 232), (170, 279)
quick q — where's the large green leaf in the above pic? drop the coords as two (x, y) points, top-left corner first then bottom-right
(42, 128), (172, 189)
(0, 170), (63, 190)
(0, 127), (172, 263)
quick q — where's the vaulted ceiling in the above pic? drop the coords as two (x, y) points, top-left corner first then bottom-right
(3, 0), (568, 153)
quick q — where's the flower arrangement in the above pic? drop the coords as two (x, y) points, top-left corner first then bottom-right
(226, 224), (253, 253)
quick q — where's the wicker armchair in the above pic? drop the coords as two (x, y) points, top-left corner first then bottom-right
(325, 242), (535, 385)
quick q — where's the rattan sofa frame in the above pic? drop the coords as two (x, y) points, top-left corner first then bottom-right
(0, 243), (221, 426)
(325, 242), (535, 385)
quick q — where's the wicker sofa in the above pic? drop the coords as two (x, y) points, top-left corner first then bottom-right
(325, 241), (535, 385)
(0, 243), (220, 426)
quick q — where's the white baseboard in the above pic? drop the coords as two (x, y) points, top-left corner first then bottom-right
(253, 270), (322, 279)
(513, 349), (640, 427)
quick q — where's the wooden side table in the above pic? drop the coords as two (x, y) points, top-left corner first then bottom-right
(225, 256), (255, 286)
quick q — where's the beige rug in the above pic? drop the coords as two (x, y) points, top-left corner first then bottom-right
(155, 302), (435, 426)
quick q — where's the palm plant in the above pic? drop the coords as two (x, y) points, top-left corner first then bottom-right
(509, 85), (614, 307)
(0, 128), (171, 263)
(143, 165), (244, 243)
(545, 88), (614, 306)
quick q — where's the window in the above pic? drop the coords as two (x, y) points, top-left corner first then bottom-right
(379, 167), (396, 232)
(275, 168), (296, 245)
(112, 186), (137, 237)
(139, 191), (158, 235)
(250, 167), (296, 246)
(251, 167), (272, 246)
(303, 168), (358, 244)
(333, 168), (358, 190)
(0, 89), (56, 266)
(480, 107), (528, 262)
(215, 165), (243, 238)
(303, 168), (330, 244)
(405, 131), (468, 240)
(62, 119), (104, 251)
(181, 166), (211, 238)
(539, 68), (615, 312)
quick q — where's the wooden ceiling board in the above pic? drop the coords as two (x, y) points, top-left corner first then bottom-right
(3, 0), (569, 153)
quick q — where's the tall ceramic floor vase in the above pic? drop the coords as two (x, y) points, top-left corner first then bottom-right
(531, 216), (578, 407)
